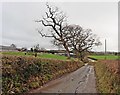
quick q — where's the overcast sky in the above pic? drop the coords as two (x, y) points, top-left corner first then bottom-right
(1, 2), (118, 52)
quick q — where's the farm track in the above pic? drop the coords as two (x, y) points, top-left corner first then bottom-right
(28, 64), (97, 94)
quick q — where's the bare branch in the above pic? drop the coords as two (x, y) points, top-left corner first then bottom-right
(35, 4), (70, 58)
(37, 29), (53, 37)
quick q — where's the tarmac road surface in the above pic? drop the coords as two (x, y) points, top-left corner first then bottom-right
(29, 64), (97, 94)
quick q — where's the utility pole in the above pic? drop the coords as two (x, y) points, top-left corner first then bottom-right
(105, 39), (106, 59)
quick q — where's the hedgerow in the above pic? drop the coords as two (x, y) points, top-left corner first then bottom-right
(94, 60), (120, 94)
(2, 55), (83, 94)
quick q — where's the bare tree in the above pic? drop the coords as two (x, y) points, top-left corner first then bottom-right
(10, 44), (16, 48)
(63, 24), (101, 61)
(36, 3), (71, 58)
(36, 3), (101, 60)
(33, 44), (40, 52)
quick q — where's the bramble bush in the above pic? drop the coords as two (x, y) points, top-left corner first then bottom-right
(2, 55), (83, 94)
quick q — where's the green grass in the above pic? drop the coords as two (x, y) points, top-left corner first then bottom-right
(37, 53), (68, 60)
(1, 51), (68, 60)
(2, 51), (119, 60)
(1, 51), (26, 56)
(89, 54), (119, 60)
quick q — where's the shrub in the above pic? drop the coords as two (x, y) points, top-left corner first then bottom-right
(2, 55), (83, 94)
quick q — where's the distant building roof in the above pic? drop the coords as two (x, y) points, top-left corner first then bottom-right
(0, 45), (17, 51)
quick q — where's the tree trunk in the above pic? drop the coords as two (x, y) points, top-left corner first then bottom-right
(66, 50), (70, 59)
(80, 52), (84, 61)
(76, 51), (80, 60)
(63, 43), (70, 59)
(75, 50), (84, 61)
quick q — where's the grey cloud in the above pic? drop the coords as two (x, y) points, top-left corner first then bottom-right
(1, 2), (118, 51)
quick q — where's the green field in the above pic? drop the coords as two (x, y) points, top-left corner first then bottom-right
(38, 53), (68, 60)
(1, 51), (119, 60)
(1, 51), (68, 60)
(89, 54), (119, 60)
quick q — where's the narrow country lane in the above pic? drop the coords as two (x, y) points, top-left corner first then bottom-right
(29, 64), (97, 94)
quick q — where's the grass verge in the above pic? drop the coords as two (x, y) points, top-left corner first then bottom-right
(94, 61), (120, 94)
